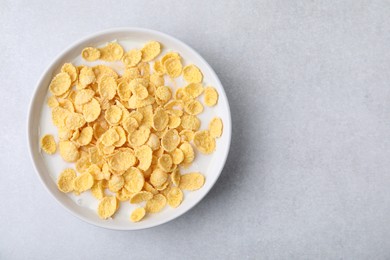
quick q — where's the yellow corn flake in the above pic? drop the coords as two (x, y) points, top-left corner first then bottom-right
(61, 63), (78, 84)
(181, 115), (200, 131)
(57, 168), (76, 193)
(179, 172), (205, 191)
(179, 130), (194, 142)
(59, 141), (79, 162)
(58, 128), (72, 141)
(122, 116), (139, 134)
(116, 188), (133, 201)
(171, 168), (181, 186)
(81, 47), (100, 61)
(75, 155), (91, 174)
(183, 64), (203, 83)
(105, 105), (122, 125)
(51, 107), (71, 128)
(82, 98), (101, 122)
(76, 126), (93, 146)
(141, 41), (161, 62)
(70, 129), (80, 141)
(158, 154), (172, 172)
(153, 60), (165, 75)
(117, 81), (132, 101)
(93, 65), (118, 84)
(204, 86), (219, 106)
(167, 114), (180, 129)
(133, 84), (149, 100)
(146, 133), (160, 151)
(130, 191), (153, 204)
(209, 117), (223, 138)
(122, 49), (142, 67)
(73, 172), (94, 193)
(40, 134), (56, 154)
(129, 110), (144, 125)
(167, 187), (183, 208)
(145, 194), (166, 213)
(91, 180), (105, 199)
(100, 42), (124, 62)
(124, 167), (145, 193)
(127, 94), (155, 109)
(161, 129), (180, 152)
(149, 73), (164, 87)
(78, 67), (95, 88)
(113, 126), (127, 147)
(130, 207), (146, 222)
(154, 84), (170, 98)
(100, 128), (119, 146)
(108, 175), (125, 192)
(49, 72), (71, 96)
(107, 150), (136, 172)
(164, 57), (182, 78)
(74, 89), (95, 105)
(58, 99), (75, 112)
(184, 100), (204, 115)
(180, 142), (195, 164)
(161, 52), (180, 65)
(135, 145), (153, 171)
(47, 96), (59, 108)
(184, 83), (204, 98)
(174, 87), (191, 102)
(194, 130), (216, 154)
(99, 75), (117, 100)
(171, 148), (184, 165)
(87, 164), (103, 180)
(89, 147), (103, 166)
(150, 169), (168, 188)
(97, 196), (118, 219)
(143, 182), (158, 195)
(128, 126), (150, 147)
(137, 105), (153, 128)
(152, 108), (169, 131)
(65, 113), (86, 130)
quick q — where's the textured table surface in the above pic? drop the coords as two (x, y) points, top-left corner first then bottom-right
(2, 0), (390, 259)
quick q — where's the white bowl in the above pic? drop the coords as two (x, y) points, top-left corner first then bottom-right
(27, 28), (231, 230)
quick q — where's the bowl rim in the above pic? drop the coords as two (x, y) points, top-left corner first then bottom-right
(27, 27), (232, 230)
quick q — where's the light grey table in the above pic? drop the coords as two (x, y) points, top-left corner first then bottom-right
(2, 0), (390, 259)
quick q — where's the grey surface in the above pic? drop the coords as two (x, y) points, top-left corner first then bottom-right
(2, 0), (390, 259)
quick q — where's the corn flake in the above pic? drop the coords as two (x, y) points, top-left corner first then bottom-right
(141, 41), (161, 62)
(130, 191), (153, 204)
(49, 72), (71, 96)
(161, 129), (180, 152)
(73, 172), (94, 193)
(82, 98), (101, 122)
(179, 172), (205, 191)
(59, 141), (79, 162)
(100, 42), (124, 62)
(145, 194), (166, 213)
(57, 168), (76, 193)
(130, 207), (146, 222)
(128, 126), (150, 147)
(135, 145), (153, 171)
(97, 196), (118, 219)
(167, 187), (183, 208)
(183, 64), (203, 83)
(40, 134), (56, 154)
(124, 167), (145, 193)
(209, 117), (223, 138)
(122, 49), (142, 67)
(81, 47), (101, 61)
(194, 130), (216, 154)
(164, 57), (182, 78)
(204, 87), (219, 106)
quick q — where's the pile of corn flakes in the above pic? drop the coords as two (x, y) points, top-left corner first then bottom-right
(40, 40), (223, 222)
